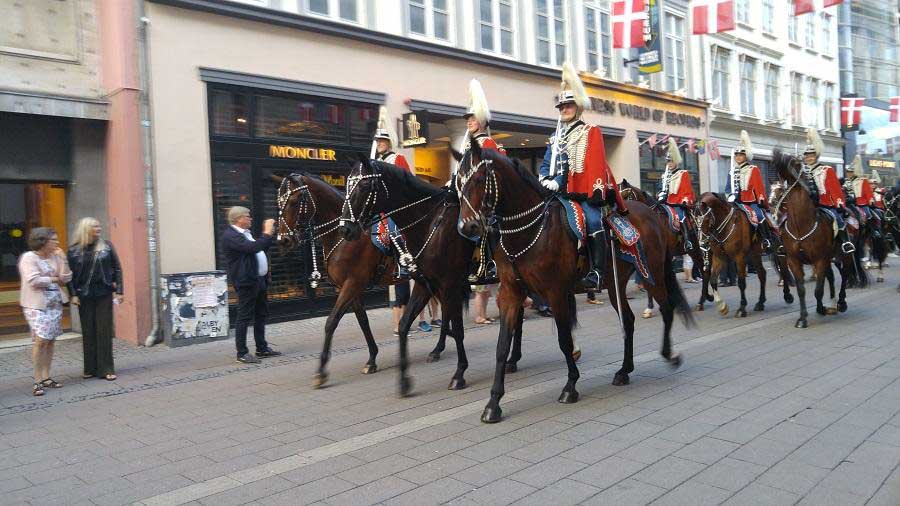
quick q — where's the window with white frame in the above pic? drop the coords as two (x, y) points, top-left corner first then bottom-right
(409, 0), (450, 40)
(664, 12), (685, 92)
(762, 0), (774, 33)
(712, 46), (731, 109)
(806, 78), (819, 127)
(735, 0), (749, 24)
(764, 63), (780, 120)
(585, 2), (612, 75)
(820, 13), (832, 54)
(823, 83), (835, 130)
(740, 56), (757, 116)
(306, 0), (361, 22)
(804, 12), (815, 49)
(788, 1), (799, 43)
(479, 0), (515, 56)
(536, 0), (566, 66)
(791, 73), (804, 125)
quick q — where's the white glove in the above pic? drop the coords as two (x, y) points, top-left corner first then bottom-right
(727, 194), (736, 203)
(657, 191), (666, 201)
(541, 178), (560, 192)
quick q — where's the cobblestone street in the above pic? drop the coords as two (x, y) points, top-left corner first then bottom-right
(1, 268), (899, 505)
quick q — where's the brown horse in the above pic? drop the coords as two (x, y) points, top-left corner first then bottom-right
(456, 140), (693, 423)
(619, 179), (709, 317)
(770, 149), (862, 328)
(693, 192), (790, 317)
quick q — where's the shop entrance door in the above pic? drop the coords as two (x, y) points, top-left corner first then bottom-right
(0, 183), (69, 340)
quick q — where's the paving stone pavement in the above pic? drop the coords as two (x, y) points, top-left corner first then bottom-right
(1, 265), (899, 505)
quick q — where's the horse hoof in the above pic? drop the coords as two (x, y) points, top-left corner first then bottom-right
(735, 308), (748, 318)
(312, 373), (328, 389)
(426, 353), (441, 363)
(642, 309), (654, 319)
(838, 301), (848, 313)
(784, 294), (795, 304)
(558, 390), (579, 404)
(481, 405), (502, 424)
(718, 304), (729, 316)
(505, 363), (518, 373)
(817, 306), (828, 316)
(753, 303), (765, 312)
(399, 377), (414, 397)
(572, 346), (582, 362)
(877, 276), (884, 283)
(826, 307), (838, 315)
(694, 304), (705, 311)
(448, 378), (467, 390)
(361, 364), (378, 375)
(795, 318), (808, 329)
(706, 294), (715, 302)
(667, 353), (683, 369)
(612, 373), (630, 386)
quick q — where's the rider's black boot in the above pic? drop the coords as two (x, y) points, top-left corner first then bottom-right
(581, 233), (606, 290)
(838, 228), (856, 254)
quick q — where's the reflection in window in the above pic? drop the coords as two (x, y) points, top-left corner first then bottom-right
(350, 105), (378, 146)
(639, 141), (700, 197)
(210, 89), (250, 137)
(309, 0), (328, 15)
(254, 95), (346, 141)
(536, 0), (566, 66)
(479, 0), (515, 56)
(409, 0), (450, 40)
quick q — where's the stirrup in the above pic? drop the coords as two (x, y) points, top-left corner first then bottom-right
(841, 241), (856, 254)
(684, 240), (693, 251)
(582, 269), (602, 290)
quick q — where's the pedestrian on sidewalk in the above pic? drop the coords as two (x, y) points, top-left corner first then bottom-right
(18, 227), (71, 396)
(222, 206), (282, 364)
(67, 218), (122, 381)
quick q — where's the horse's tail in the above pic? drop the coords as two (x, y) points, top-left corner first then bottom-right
(461, 283), (471, 314)
(848, 246), (870, 289)
(664, 253), (696, 328)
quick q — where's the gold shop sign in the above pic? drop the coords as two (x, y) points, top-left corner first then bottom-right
(269, 145), (337, 161)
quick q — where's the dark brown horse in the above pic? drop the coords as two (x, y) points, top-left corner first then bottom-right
(619, 179), (709, 317)
(693, 192), (789, 317)
(457, 140), (693, 423)
(770, 149), (863, 328)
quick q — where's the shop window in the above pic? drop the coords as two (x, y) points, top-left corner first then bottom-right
(350, 105), (379, 146)
(210, 89), (250, 137)
(212, 162), (253, 275)
(639, 140), (700, 198)
(254, 94), (346, 142)
(260, 169), (309, 301)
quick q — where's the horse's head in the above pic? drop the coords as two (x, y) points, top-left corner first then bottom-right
(272, 173), (314, 247)
(339, 155), (387, 241)
(457, 137), (498, 239)
(770, 148), (814, 214)
(694, 192), (729, 233)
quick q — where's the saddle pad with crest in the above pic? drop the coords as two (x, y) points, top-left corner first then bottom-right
(736, 203), (763, 226)
(557, 196), (587, 242)
(371, 215), (400, 255)
(660, 204), (688, 232)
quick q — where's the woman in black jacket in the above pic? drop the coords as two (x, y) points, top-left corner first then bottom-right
(67, 217), (123, 380)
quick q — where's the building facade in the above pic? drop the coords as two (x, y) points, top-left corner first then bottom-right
(137, 0), (709, 331)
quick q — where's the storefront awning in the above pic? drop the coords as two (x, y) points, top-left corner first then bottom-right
(0, 91), (108, 121)
(200, 68), (386, 105)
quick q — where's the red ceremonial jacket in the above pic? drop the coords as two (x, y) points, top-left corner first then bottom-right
(850, 177), (874, 206)
(665, 169), (696, 206)
(473, 134), (506, 154)
(568, 125), (627, 211)
(812, 164), (845, 208)
(737, 163), (768, 206)
(379, 152), (411, 172)
(873, 188), (886, 210)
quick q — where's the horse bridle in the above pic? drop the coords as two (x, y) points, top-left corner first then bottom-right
(694, 204), (737, 249)
(774, 162), (821, 243)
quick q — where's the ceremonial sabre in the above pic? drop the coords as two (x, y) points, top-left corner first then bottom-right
(548, 116), (563, 177)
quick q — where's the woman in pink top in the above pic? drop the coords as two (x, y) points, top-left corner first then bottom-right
(18, 227), (72, 396)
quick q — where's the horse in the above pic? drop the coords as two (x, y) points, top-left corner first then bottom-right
(619, 179), (709, 318)
(769, 149), (865, 328)
(456, 139), (693, 423)
(693, 192), (792, 317)
(273, 172), (446, 388)
(843, 193), (888, 284)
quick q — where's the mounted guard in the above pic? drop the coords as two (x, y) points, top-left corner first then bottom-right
(538, 63), (628, 289)
(844, 156), (881, 230)
(728, 130), (774, 252)
(657, 138), (696, 250)
(371, 106), (410, 171)
(801, 128), (855, 253)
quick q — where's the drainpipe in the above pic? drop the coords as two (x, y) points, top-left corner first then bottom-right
(136, 0), (161, 346)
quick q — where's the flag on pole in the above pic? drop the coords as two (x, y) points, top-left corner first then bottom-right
(612, 0), (649, 49)
(708, 140), (720, 161)
(840, 97), (865, 131)
(794, 0), (842, 16)
(686, 138), (697, 153)
(890, 97), (900, 123)
(691, 0), (735, 35)
(696, 139), (707, 155)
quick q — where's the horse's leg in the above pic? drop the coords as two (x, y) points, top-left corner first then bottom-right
(753, 253), (767, 312)
(445, 296), (469, 390)
(735, 255), (749, 318)
(643, 289), (655, 319)
(787, 257), (808, 328)
(314, 283), (359, 388)
(610, 263), (637, 386)
(352, 298), (379, 374)
(396, 281), (433, 397)
(813, 259), (828, 316)
(777, 253), (795, 304)
(825, 265), (838, 314)
(695, 252), (711, 311)
(837, 260), (849, 313)
(505, 305), (524, 373)
(647, 261), (682, 368)
(481, 284), (525, 423)
(709, 255), (729, 316)
(426, 303), (448, 362)
(548, 290), (580, 404)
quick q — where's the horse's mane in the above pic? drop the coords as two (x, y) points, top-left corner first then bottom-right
(298, 172), (345, 198)
(482, 149), (550, 197)
(373, 161), (444, 197)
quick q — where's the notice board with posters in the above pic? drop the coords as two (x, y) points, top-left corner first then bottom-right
(161, 271), (230, 347)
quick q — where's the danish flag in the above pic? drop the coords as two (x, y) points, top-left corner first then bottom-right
(841, 97), (865, 131)
(890, 97), (900, 123)
(612, 0), (648, 49)
(691, 0), (735, 35)
(794, 0), (842, 16)
(708, 140), (720, 161)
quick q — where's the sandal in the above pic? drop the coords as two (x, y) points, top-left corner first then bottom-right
(82, 373), (94, 379)
(474, 318), (493, 324)
(104, 374), (117, 381)
(33, 382), (44, 397)
(41, 378), (63, 388)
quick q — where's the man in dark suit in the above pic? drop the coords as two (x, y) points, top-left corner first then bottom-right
(222, 206), (282, 363)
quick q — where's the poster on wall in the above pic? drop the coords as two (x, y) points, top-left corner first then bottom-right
(639, 0), (662, 74)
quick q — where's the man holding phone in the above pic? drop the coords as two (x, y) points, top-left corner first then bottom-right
(222, 206), (282, 363)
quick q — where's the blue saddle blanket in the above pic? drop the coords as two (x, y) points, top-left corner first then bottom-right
(818, 207), (845, 229)
(371, 216), (400, 255)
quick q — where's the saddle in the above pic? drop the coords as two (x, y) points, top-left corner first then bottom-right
(371, 215), (401, 256)
(735, 202), (779, 231)
(658, 204), (692, 233)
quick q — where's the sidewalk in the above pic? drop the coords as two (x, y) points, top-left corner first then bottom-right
(0, 269), (898, 505)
